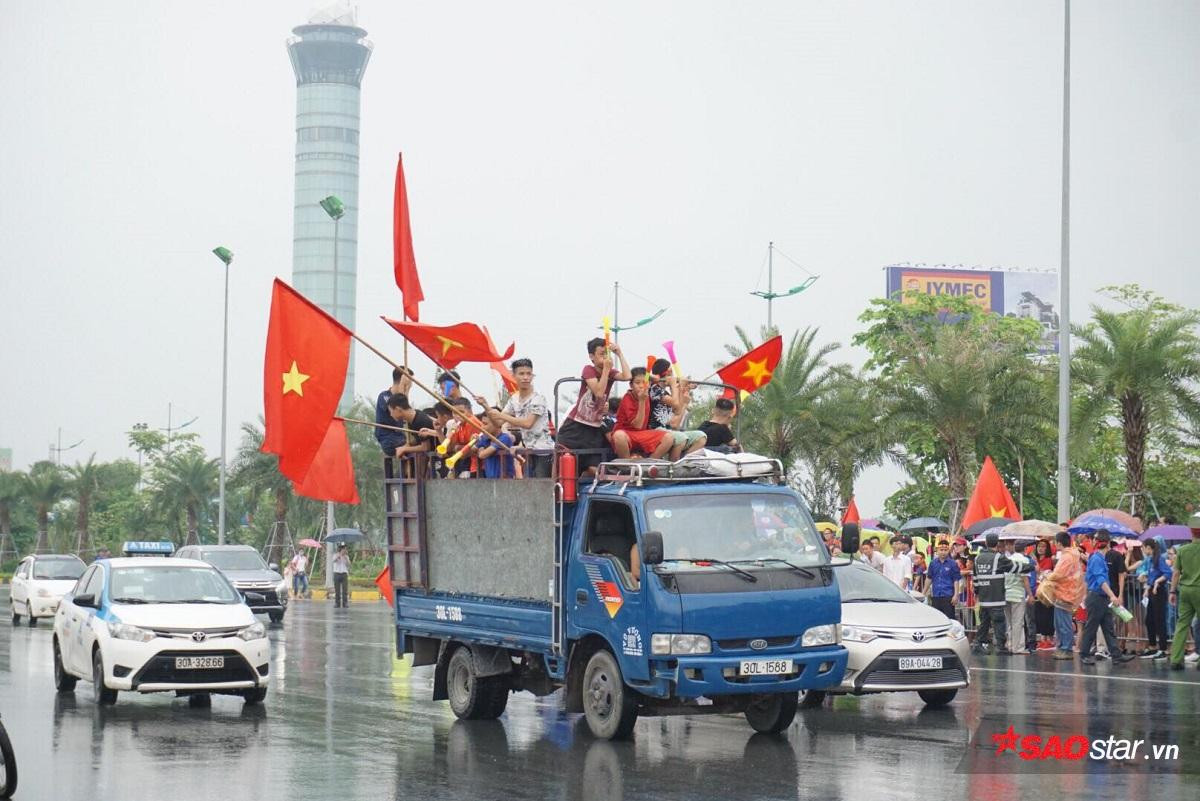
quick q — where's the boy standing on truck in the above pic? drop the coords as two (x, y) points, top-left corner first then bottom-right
(375, 366), (414, 455)
(484, 358), (554, 478)
(387, 394), (438, 458)
(557, 337), (631, 474)
(612, 367), (673, 459)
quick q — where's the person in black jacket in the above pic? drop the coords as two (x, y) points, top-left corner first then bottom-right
(972, 532), (1033, 654)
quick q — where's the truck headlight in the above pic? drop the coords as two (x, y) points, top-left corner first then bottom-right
(237, 622), (266, 642)
(107, 621), (156, 643)
(650, 634), (712, 655)
(802, 624), (838, 647)
(840, 625), (877, 643)
(948, 621), (966, 640)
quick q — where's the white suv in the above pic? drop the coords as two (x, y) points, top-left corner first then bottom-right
(52, 557), (271, 705)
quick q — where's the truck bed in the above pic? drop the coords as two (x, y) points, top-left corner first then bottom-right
(396, 590), (553, 654)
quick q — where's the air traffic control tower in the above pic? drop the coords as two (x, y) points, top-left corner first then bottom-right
(287, 7), (371, 411)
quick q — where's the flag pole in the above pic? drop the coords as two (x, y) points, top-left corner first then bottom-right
(349, 330), (525, 464)
(337, 417), (423, 437)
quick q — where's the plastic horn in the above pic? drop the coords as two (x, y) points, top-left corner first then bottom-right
(436, 435), (452, 456)
(662, 340), (681, 377)
(646, 355), (655, 373)
(602, 316), (612, 351)
(443, 436), (478, 470)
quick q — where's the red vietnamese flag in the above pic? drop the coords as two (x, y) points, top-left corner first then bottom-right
(483, 325), (518, 393)
(375, 565), (395, 607)
(394, 153), (424, 322)
(717, 335), (784, 395)
(842, 497), (861, 526)
(295, 419), (359, 504)
(960, 456), (1022, 530)
(262, 279), (352, 481)
(382, 318), (514, 370)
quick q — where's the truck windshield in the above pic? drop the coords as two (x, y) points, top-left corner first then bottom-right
(645, 493), (827, 567)
(203, 550), (267, 571)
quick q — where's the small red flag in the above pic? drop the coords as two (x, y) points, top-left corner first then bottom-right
(394, 154), (424, 322)
(295, 419), (359, 504)
(483, 325), (518, 393)
(375, 565), (395, 607)
(382, 318), (514, 370)
(960, 456), (1021, 530)
(262, 279), (351, 481)
(717, 335), (784, 395)
(842, 497), (861, 526)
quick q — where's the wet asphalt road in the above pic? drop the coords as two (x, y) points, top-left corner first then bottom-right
(2, 587), (1197, 801)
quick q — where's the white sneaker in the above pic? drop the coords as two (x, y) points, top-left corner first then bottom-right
(1186, 652), (1200, 663)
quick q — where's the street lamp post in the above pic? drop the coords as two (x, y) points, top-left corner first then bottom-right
(318, 197), (345, 592)
(212, 246), (233, 545)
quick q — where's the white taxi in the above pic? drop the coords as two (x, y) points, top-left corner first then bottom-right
(52, 556), (270, 705)
(11, 554), (87, 626)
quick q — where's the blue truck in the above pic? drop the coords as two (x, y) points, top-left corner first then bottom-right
(385, 454), (852, 739)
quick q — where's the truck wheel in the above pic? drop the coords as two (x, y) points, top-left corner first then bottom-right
(53, 639), (77, 693)
(744, 692), (798, 734)
(91, 650), (118, 706)
(582, 650), (639, 740)
(797, 689), (826, 709)
(447, 647), (507, 720)
(917, 688), (957, 707)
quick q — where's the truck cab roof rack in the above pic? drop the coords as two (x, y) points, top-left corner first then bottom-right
(591, 454), (785, 493)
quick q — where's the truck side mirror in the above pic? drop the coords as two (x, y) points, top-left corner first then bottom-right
(641, 531), (664, 566)
(841, 523), (860, 555)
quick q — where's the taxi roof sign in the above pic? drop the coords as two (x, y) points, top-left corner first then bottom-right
(121, 540), (176, 556)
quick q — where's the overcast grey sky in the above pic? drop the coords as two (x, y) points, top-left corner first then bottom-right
(1, 1), (1197, 513)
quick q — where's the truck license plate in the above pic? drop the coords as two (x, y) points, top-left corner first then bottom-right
(898, 656), (942, 671)
(738, 659), (792, 676)
(175, 656), (224, 670)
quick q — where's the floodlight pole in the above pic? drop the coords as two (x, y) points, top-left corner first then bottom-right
(319, 196), (345, 593)
(212, 247), (233, 545)
(1056, 0), (1072, 523)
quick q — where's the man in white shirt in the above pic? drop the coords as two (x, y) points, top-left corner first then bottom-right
(882, 536), (914, 590)
(332, 544), (351, 608)
(487, 358), (554, 478)
(858, 540), (886, 572)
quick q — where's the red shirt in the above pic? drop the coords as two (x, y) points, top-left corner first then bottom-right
(615, 392), (650, 432)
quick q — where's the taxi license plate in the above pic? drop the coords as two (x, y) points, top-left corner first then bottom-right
(738, 659), (792, 676)
(898, 656), (943, 671)
(175, 656), (224, 670)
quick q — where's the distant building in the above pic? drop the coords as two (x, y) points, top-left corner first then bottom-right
(287, 4), (372, 411)
(1015, 291), (1059, 331)
(0, 448), (11, 472)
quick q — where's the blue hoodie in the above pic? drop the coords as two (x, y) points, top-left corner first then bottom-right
(1147, 536), (1173, 587)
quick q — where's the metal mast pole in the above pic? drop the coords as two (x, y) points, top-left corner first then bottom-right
(218, 258), (230, 545)
(326, 215), (340, 592)
(767, 242), (774, 331)
(1056, 0), (1072, 522)
(613, 281), (620, 342)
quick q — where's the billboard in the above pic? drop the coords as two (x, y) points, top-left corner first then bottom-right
(885, 266), (1059, 353)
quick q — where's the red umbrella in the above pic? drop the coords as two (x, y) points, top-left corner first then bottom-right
(298, 538), (322, 548)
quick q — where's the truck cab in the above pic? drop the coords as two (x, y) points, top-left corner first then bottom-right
(387, 454), (848, 739)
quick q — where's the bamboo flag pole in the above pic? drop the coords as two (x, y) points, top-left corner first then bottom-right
(336, 417), (422, 437)
(349, 330), (525, 464)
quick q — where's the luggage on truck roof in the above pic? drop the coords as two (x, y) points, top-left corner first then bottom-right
(593, 450), (784, 490)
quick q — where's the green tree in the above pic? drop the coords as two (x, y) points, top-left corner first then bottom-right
(0, 470), (23, 566)
(22, 461), (66, 554)
(232, 420), (293, 565)
(856, 292), (1051, 506)
(151, 450), (219, 545)
(66, 455), (103, 558)
(1071, 285), (1200, 518)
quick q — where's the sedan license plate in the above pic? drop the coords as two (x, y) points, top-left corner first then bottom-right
(898, 656), (943, 671)
(738, 659), (793, 676)
(175, 656), (224, 670)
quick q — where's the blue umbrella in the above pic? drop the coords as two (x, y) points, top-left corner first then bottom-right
(326, 528), (366, 544)
(1068, 510), (1139, 538)
(900, 516), (950, 532)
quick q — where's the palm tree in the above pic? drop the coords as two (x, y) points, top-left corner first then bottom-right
(721, 326), (846, 478)
(232, 420), (293, 566)
(151, 450), (219, 545)
(66, 455), (102, 558)
(1072, 297), (1200, 518)
(0, 470), (23, 564)
(22, 461), (66, 553)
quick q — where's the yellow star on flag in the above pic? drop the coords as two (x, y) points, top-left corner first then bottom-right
(988, 504), (1008, 518)
(281, 361), (310, 396)
(741, 358), (773, 388)
(436, 335), (464, 356)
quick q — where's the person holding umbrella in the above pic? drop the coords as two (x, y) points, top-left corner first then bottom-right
(1078, 530), (1136, 666)
(332, 544), (351, 609)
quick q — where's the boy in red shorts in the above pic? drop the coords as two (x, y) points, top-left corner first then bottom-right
(612, 367), (673, 459)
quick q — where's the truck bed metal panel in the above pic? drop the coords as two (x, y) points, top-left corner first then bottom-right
(397, 590), (553, 653)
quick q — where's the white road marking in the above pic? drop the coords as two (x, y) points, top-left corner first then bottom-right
(974, 665), (1199, 687)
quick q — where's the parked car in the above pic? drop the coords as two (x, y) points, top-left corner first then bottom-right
(52, 556), (270, 705)
(175, 545), (288, 623)
(10, 554), (87, 627)
(801, 561), (970, 708)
